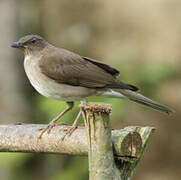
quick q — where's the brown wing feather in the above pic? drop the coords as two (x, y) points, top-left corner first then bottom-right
(39, 47), (138, 91)
(82, 57), (120, 77)
(39, 47), (116, 88)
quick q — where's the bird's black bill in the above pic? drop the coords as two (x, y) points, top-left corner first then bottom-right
(11, 41), (23, 48)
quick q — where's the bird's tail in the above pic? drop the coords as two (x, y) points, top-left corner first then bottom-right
(102, 89), (173, 114)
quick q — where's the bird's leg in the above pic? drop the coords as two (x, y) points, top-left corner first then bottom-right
(61, 98), (87, 140)
(61, 110), (82, 140)
(38, 102), (74, 139)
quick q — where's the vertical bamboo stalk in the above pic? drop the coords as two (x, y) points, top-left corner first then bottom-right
(80, 103), (121, 180)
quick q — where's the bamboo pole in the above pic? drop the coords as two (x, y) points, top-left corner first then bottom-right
(81, 103), (121, 180)
(0, 124), (143, 158)
(80, 103), (155, 180)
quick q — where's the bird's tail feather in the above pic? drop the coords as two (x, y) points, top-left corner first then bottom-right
(104, 89), (173, 114)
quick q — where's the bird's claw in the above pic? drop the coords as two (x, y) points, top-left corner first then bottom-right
(61, 125), (78, 141)
(38, 122), (68, 139)
(38, 123), (56, 139)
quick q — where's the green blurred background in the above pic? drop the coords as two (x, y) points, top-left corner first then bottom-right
(0, 0), (180, 179)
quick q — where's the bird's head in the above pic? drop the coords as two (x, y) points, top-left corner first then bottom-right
(11, 35), (48, 55)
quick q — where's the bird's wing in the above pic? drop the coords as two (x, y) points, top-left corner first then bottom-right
(39, 47), (137, 90)
(82, 56), (120, 77)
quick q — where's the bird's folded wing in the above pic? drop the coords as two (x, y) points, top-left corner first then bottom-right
(39, 47), (137, 90)
(82, 56), (120, 77)
(39, 49), (117, 88)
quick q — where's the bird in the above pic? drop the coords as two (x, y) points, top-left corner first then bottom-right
(11, 34), (173, 139)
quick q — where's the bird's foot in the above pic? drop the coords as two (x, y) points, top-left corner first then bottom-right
(38, 122), (57, 139)
(38, 122), (70, 139)
(61, 125), (78, 141)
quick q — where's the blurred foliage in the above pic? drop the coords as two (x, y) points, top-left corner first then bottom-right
(52, 156), (88, 180)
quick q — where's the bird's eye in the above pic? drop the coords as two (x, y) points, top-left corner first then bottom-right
(31, 38), (37, 44)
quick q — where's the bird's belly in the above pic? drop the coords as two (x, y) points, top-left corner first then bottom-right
(28, 77), (97, 101)
(24, 59), (97, 101)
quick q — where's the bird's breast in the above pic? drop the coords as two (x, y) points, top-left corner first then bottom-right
(23, 55), (98, 101)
